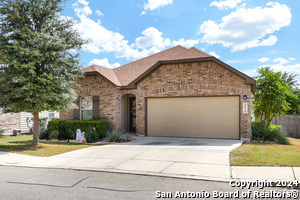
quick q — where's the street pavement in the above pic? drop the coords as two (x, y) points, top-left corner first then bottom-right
(1, 166), (298, 200)
(0, 137), (299, 182)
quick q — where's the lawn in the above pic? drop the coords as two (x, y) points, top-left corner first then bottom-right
(230, 137), (300, 167)
(0, 135), (103, 157)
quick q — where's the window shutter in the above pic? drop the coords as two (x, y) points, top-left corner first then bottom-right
(73, 96), (80, 120)
(93, 96), (100, 120)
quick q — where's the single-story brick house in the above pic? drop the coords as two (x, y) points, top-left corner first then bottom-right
(60, 46), (256, 141)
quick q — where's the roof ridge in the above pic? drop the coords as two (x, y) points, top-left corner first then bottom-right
(90, 65), (122, 86)
(163, 48), (191, 60)
(113, 45), (187, 71)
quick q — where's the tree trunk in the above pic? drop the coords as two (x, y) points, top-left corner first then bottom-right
(33, 111), (39, 145)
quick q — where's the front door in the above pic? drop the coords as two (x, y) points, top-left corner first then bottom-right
(129, 97), (136, 132)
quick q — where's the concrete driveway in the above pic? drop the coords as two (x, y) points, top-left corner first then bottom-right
(0, 137), (242, 180)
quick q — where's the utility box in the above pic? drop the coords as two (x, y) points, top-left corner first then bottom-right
(13, 129), (22, 137)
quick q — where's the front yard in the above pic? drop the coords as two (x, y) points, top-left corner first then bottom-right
(230, 137), (300, 167)
(0, 135), (104, 157)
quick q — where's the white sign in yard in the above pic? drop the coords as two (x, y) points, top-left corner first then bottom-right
(243, 103), (248, 114)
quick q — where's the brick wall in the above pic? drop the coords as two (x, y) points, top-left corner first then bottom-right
(0, 110), (21, 135)
(60, 61), (252, 140)
(60, 75), (119, 130)
(136, 62), (252, 141)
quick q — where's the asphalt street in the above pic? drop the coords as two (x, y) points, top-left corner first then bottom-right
(0, 166), (239, 200)
(0, 166), (298, 200)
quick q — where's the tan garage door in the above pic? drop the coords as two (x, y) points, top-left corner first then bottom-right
(147, 96), (239, 139)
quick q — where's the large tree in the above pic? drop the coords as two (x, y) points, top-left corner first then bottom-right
(253, 67), (299, 124)
(0, 0), (84, 144)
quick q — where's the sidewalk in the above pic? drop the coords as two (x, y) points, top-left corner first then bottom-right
(0, 151), (299, 182)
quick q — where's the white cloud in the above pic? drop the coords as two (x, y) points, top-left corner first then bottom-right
(71, 0), (199, 61)
(242, 64), (300, 82)
(258, 57), (270, 63)
(135, 27), (171, 50)
(172, 38), (199, 48)
(210, 0), (242, 10)
(208, 51), (220, 59)
(199, 2), (292, 51)
(241, 68), (259, 77)
(289, 58), (295, 61)
(114, 46), (161, 61)
(74, 17), (125, 54)
(89, 58), (120, 69)
(77, 0), (89, 6)
(73, 9), (170, 60)
(273, 57), (290, 65)
(95, 10), (103, 16)
(268, 64), (300, 75)
(144, 0), (172, 11)
(75, 17), (170, 60)
(73, 0), (92, 18)
(140, 11), (146, 16)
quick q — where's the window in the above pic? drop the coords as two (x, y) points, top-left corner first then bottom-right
(48, 110), (55, 120)
(81, 96), (93, 120)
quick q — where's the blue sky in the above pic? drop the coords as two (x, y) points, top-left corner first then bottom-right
(62, 0), (300, 81)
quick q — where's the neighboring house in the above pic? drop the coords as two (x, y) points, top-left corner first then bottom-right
(0, 110), (59, 135)
(60, 46), (256, 141)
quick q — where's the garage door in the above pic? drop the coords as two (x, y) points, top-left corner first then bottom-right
(147, 96), (239, 139)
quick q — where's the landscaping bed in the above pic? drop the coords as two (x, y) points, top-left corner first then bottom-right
(230, 137), (300, 167)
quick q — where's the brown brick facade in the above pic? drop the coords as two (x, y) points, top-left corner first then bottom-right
(60, 61), (252, 141)
(60, 76), (119, 130)
(136, 62), (252, 141)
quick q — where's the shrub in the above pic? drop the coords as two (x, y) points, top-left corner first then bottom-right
(252, 121), (290, 144)
(39, 130), (50, 139)
(47, 120), (108, 140)
(0, 125), (4, 138)
(49, 131), (59, 140)
(51, 117), (59, 120)
(84, 127), (99, 143)
(105, 130), (124, 142)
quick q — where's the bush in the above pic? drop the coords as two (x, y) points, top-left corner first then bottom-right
(49, 130), (59, 140)
(84, 127), (99, 143)
(105, 130), (124, 142)
(0, 125), (4, 138)
(47, 120), (108, 140)
(252, 121), (290, 144)
(39, 130), (50, 139)
(51, 117), (59, 120)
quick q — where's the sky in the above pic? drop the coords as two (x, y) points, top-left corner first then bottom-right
(62, 0), (300, 81)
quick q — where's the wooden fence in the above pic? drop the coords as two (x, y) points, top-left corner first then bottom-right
(272, 115), (300, 138)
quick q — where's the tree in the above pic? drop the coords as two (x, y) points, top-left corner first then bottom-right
(253, 67), (299, 124)
(0, 0), (84, 144)
(282, 72), (300, 115)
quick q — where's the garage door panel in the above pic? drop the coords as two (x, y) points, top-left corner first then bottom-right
(147, 96), (239, 139)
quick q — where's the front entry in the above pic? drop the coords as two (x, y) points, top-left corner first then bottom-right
(129, 97), (136, 132)
(121, 94), (136, 133)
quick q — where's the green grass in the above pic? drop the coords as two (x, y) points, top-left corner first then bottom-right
(0, 135), (104, 157)
(230, 137), (300, 167)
